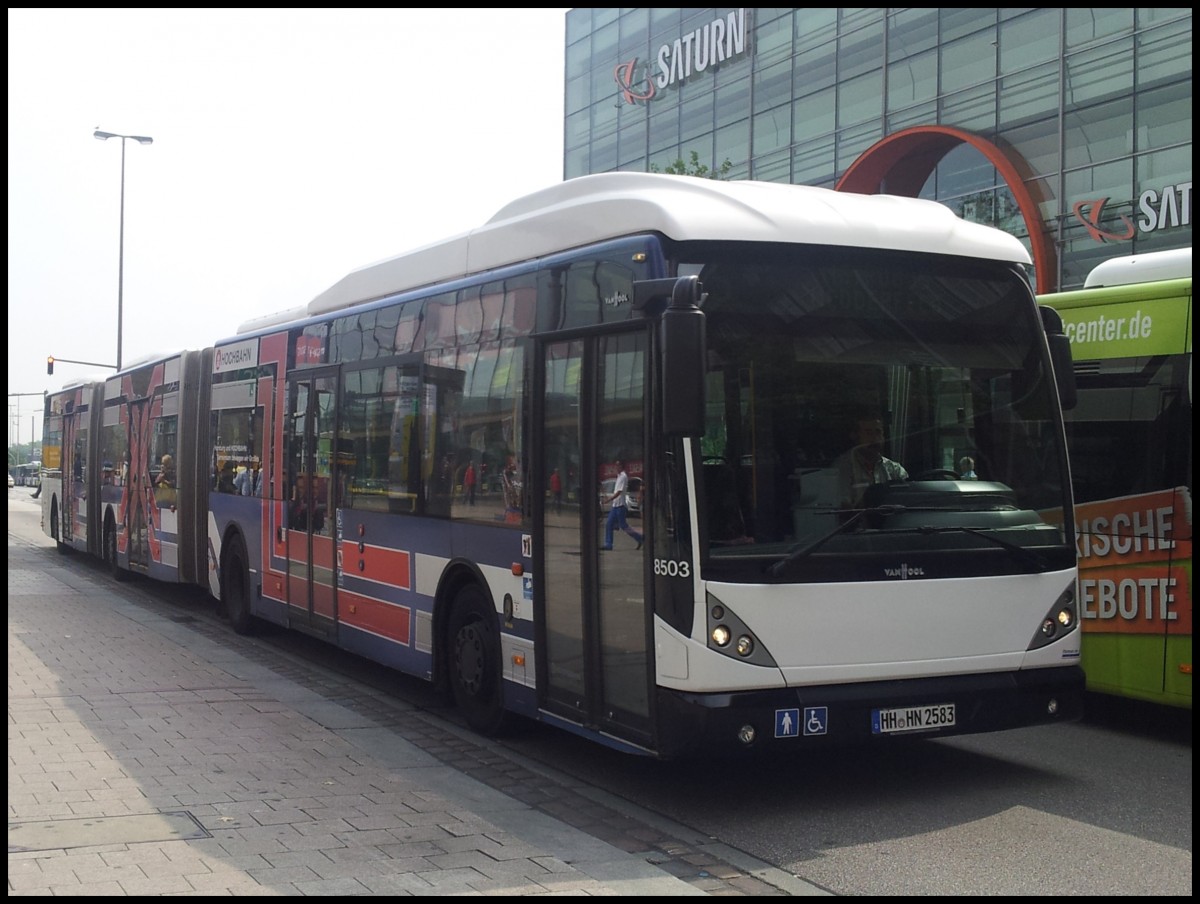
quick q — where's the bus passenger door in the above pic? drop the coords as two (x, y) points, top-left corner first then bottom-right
(126, 397), (152, 572)
(537, 330), (652, 747)
(60, 412), (82, 544)
(285, 371), (339, 636)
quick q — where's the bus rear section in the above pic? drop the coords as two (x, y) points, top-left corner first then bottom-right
(97, 350), (212, 585)
(42, 382), (104, 556)
(1039, 249), (1192, 709)
(41, 352), (213, 587)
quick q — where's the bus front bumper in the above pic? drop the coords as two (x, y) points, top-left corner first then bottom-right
(653, 666), (1085, 758)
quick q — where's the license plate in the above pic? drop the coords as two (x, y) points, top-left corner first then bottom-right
(871, 703), (956, 734)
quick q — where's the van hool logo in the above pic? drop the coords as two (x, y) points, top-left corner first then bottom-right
(614, 8), (750, 105)
(603, 291), (630, 308)
(884, 563), (925, 579)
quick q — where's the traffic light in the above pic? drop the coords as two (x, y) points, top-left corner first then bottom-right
(47, 356), (54, 375)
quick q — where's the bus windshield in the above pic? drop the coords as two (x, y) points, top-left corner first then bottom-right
(689, 245), (1073, 575)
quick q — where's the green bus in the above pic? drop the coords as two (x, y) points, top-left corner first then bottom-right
(1040, 248), (1192, 708)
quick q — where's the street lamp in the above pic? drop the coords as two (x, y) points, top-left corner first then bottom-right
(94, 129), (153, 371)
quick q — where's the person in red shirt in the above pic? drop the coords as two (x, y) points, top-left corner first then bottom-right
(464, 460), (477, 505)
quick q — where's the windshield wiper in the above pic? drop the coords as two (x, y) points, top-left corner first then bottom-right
(898, 524), (1049, 572)
(767, 505), (905, 577)
(766, 508), (1050, 577)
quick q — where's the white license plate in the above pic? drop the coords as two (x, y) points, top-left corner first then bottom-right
(872, 703), (956, 734)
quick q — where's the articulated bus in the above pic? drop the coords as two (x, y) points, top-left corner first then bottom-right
(43, 173), (1085, 756)
(1039, 247), (1192, 709)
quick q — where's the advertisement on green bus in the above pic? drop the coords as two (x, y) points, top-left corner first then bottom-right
(1041, 249), (1192, 708)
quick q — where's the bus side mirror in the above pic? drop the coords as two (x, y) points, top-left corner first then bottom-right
(1039, 305), (1077, 411)
(659, 276), (706, 437)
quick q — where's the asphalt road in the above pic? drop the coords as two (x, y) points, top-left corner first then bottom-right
(493, 702), (1191, 895)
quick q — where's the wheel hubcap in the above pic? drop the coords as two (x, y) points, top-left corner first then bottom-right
(455, 623), (485, 695)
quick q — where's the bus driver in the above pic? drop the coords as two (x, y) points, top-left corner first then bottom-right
(834, 415), (908, 507)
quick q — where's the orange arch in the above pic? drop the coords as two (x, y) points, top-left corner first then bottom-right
(836, 126), (1057, 293)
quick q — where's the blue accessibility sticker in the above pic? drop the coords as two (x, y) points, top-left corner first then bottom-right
(803, 706), (828, 736)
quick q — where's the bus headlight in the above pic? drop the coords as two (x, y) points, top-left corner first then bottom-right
(1028, 582), (1078, 650)
(705, 592), (777, 667)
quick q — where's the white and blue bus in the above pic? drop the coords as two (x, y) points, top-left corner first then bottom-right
(47, 173), (1085, 756)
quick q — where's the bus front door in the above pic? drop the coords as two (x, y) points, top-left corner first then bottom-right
(285, 372), (339, 636)
(537, 330), (653, 748)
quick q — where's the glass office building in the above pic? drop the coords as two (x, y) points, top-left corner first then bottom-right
(563, 8), (1192, 292)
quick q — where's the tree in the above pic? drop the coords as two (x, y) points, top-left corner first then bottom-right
(649, 150), (733, 180)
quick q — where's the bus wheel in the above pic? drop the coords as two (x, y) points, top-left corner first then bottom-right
(222, 534), (256, 635)
(448, 585), (508, 736)
(105, 516), (128, 582)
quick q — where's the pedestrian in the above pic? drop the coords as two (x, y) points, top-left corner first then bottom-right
(603, 459), (643, 551)
(550, 467), (562, 513)
(233, 462), (254, 496)
(464, 460), (477, 505)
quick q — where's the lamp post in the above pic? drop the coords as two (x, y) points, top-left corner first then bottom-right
(94, 129), (153, 371)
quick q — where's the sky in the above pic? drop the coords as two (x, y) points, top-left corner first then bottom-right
(7, 8), (570, 449)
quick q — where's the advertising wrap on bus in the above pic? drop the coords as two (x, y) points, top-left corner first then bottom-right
(1054, 286), (1191, 359)
(1040, 248), (1192, 709)
(1076, 487), (1192, 633)
(1075, 487), (1193, 706)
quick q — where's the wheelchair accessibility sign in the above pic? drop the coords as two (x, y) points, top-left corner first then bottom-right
(775, 706), (828, 737)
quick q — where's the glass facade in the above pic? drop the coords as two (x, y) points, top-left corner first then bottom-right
(564, 8), (1192, 292)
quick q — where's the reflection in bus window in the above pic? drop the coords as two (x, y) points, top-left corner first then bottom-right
(211, 402), (263, 496)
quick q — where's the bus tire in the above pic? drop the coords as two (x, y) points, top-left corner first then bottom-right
(222, 534), (256, 636)
(447, 584), (509, 736)
(105, 515), (128, 582)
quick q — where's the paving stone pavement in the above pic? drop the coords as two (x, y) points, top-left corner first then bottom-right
(8, 497), (826, 896)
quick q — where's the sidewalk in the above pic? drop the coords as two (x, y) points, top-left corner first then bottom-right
(8, 493), (819, 896)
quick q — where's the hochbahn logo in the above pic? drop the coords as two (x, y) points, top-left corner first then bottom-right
(614, 8), (750, 105)
(214, 338), (259, 373)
